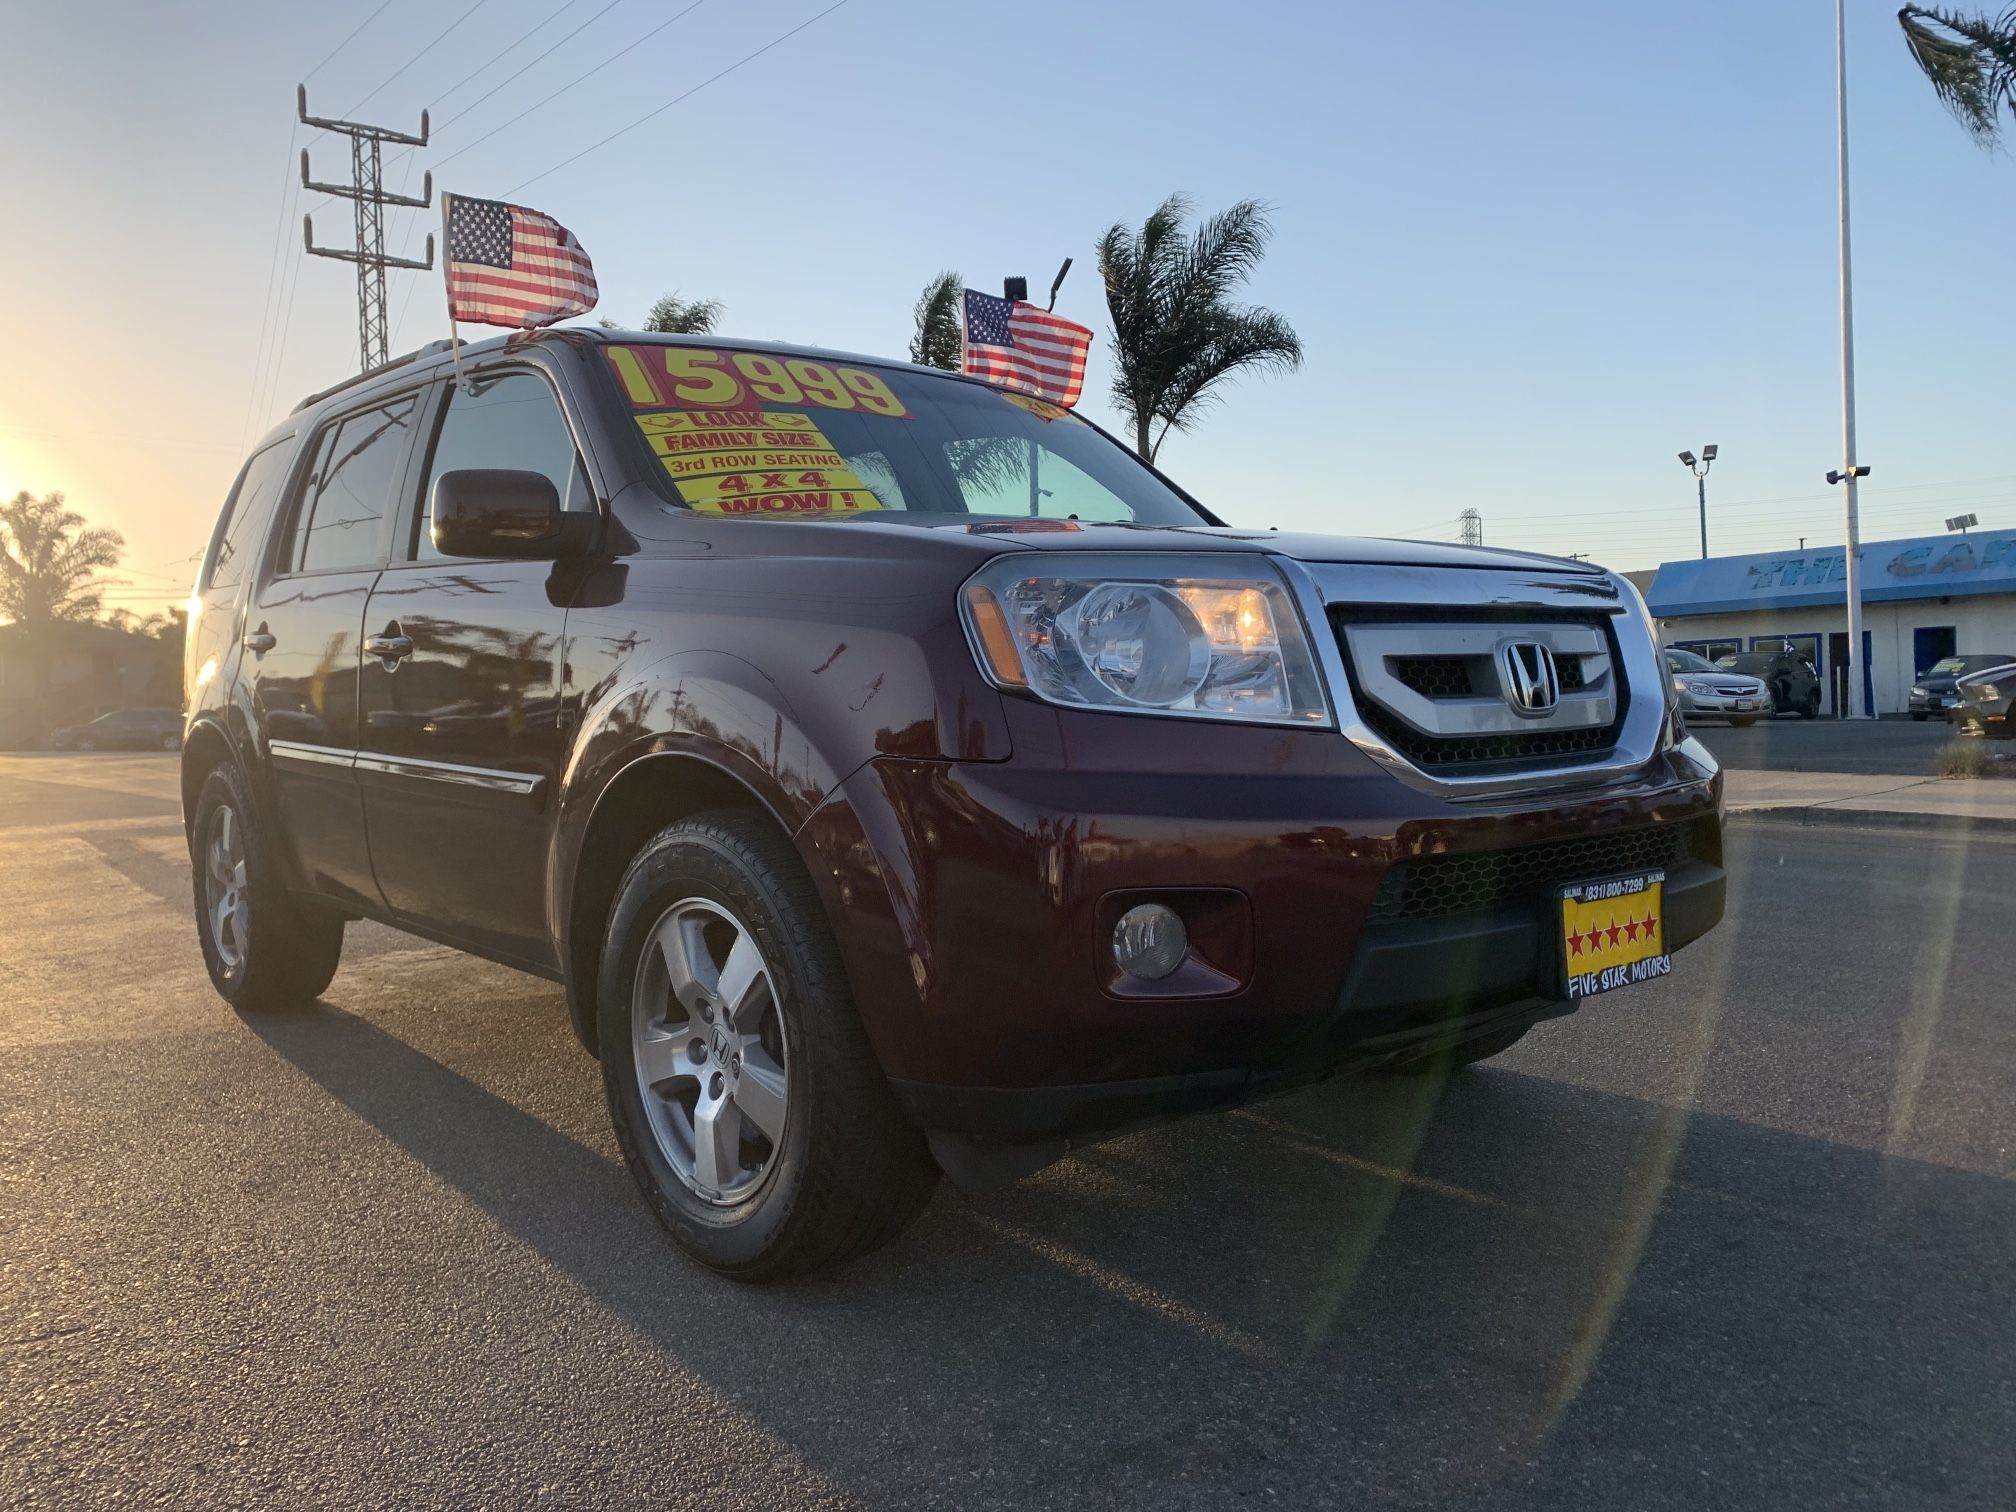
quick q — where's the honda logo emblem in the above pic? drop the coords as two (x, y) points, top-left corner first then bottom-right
(1497, 641), (1560, 716)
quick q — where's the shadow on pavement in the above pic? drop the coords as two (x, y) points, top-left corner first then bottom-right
(247, 1001), (2015, 1510)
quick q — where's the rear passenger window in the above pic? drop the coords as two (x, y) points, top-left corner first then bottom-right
(289, 397), (417, 574)
(207, 439), (295, 594)
(413, 373), (588, 561)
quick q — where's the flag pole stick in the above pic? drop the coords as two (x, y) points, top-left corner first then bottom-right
(441, 191), (468, 391)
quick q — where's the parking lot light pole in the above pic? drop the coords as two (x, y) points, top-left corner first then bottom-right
(1678, 446), (1717, 559)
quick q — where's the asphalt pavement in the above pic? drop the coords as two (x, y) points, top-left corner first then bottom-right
(3, 755), (2012, 1510)
(1688, 714), (1957, 774)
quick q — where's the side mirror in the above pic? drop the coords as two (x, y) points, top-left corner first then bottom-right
(431, 469), (597, 560)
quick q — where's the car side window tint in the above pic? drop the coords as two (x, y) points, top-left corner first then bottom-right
(207, 438), (296, 594)
(290, 397), (417, 574)
(413, 372), (589, 561)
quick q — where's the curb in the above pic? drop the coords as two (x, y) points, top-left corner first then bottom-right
(1727, 804), (2016, 838)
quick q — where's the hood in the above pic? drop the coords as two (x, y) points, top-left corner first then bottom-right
(881, 519), (1602, 574)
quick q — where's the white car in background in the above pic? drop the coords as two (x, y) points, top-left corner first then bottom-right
(1665, 648), (1771, 727)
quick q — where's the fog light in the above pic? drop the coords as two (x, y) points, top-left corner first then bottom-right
(1112, 903), (1188, 980)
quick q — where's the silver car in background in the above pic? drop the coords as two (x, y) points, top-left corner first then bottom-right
(1666, 648), (1771, 727)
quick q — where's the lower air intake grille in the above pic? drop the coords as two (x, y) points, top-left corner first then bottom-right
(1369, 821), (1707, 925)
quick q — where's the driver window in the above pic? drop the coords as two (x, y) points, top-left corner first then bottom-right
(413, 372), (590, 561)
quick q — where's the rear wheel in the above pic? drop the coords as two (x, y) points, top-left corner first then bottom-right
(1800, 692), (1820, 719)
(190, 763), (344, 1012)
(597, 811), (937, 1280)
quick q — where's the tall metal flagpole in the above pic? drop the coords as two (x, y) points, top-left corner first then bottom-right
(1835, 0), (1870, 718)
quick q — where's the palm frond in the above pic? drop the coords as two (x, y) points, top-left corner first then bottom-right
(1899, 5), (2016, 146)
(910, 271), (964, 370)
(642, 292), (724, 334)
(1097, 195), (1302, 458)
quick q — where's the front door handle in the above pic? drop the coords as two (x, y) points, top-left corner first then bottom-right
(364, 627), (415, 664)
(243, 624), (276, 655)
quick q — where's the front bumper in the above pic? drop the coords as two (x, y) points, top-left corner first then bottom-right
(1954, 702), (2014, 736)
(801, 713), (1724, 1142)
(1678, 688), (1770, 718)
(1909, 692), (1957, 715)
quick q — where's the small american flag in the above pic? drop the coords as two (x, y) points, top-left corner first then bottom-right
(443, 192), (599, 328)
(961, 289), (1092, 408)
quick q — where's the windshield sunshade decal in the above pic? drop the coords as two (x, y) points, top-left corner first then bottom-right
(637, 409), (884, 515)
(607, 344), (911, 418)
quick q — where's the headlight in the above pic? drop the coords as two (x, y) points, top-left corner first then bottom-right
(1684, 678), (1718, 695)
(1910, 686), (1928, 696)
(960, 555), (1330, 725)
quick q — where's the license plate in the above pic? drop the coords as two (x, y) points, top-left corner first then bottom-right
(1560, 871), (1669, 1001)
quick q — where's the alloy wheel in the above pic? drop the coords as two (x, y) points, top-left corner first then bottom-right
(204, 803), (250, 974)
(630, 897), (791, 1204)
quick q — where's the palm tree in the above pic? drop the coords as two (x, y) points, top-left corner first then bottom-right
(910, 271), (963, 370)
(1899, 6), (2016, 146)
(0, 491), (124, 626)
(1095, 195), (1303, 462)
(641, 292), (724, 334)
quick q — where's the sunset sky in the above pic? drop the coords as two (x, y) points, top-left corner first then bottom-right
(3, 0), (2012, 616)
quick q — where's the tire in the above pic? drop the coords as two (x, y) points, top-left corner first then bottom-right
(190, 762), (344, 1012)
(1912, 712), (1928, 722)
(1388, 1020), (1531, 1074)
(1800, 694), (1819, 720)
(77, 736), (95, 752)
(597, 810), (938, 1280)
(161, 733), (182, 752)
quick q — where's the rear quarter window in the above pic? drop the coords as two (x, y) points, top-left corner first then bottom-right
(205, 438), (297, 595)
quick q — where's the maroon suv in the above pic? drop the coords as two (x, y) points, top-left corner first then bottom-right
(185, 330), (1724, 1278)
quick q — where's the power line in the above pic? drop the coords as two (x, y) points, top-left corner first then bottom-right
(344, 0), (494, 116)
(434, 0), (711, 169)
(303, 0), (397, 82)
(509, 0), (855, 194)
(297, 0), (630, 227)
(435, 0), (630, 135)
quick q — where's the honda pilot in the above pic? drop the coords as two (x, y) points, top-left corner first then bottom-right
(183, 329), (1725, 1278)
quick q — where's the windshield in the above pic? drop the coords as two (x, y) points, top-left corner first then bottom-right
(598, 342), (1213, 526)
(1666, 649), (1718, 673)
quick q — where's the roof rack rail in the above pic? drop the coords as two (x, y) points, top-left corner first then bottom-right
(289, 338), (457, 415)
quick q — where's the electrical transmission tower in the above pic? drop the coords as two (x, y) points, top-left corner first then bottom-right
(299, 86), (435, 373)
(1458, 508), (1484, 546)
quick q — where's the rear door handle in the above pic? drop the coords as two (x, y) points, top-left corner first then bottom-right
(243, 625), (276, 654)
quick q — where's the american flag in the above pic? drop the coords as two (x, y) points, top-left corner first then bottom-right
(443, 193), (599, 328)
(961, 289), (1092, 408)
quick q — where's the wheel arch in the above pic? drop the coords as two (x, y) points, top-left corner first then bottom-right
(561, 749), (809, 1057)
(179, 716), (239, 836)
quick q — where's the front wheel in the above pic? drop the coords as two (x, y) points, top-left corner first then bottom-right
(597, 811), (937, 1280)
(190, 763), (344, 1012)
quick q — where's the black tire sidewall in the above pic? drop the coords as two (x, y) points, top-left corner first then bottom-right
(598, 825), (820, 1273)
(189, 762), (341, 1011)
(190, 765), (264, 1005)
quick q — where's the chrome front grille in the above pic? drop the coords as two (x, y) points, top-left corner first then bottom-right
(1327, 608), (1628, 774)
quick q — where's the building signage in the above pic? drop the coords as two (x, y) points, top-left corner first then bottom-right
(1647, 529), (2016, 619)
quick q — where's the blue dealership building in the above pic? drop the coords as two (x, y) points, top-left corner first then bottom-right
(1643, 527), (2016, 715)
